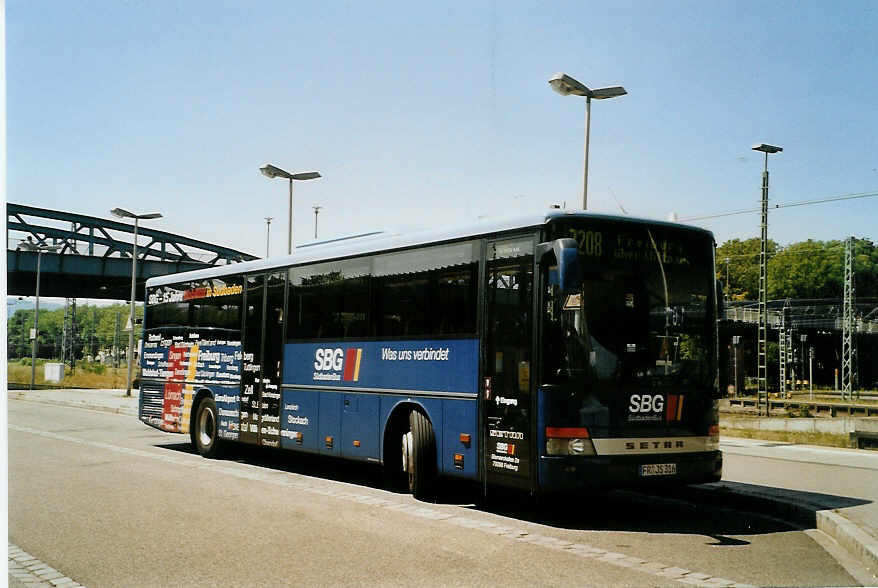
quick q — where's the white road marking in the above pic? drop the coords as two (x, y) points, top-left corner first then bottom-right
(11, 424), (756, 587)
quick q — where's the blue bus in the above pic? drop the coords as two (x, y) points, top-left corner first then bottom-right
(139, 210), (722, 497)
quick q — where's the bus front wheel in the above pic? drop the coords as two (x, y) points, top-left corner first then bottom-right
(194, 396), (222, 458)
(403, 410), (437, 499)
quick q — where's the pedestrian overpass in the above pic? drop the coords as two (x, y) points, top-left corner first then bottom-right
(7, 203), (258, 301)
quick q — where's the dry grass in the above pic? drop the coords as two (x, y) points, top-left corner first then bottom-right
(7, 361), (131, 389)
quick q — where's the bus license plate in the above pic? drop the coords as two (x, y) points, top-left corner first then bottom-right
(640, 463), (676, 477)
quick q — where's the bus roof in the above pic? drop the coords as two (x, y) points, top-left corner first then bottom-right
(145, 209), (714, 288)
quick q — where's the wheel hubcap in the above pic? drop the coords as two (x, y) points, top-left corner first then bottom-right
(402, 431), (413, 474)
(199, 406), (215, 447)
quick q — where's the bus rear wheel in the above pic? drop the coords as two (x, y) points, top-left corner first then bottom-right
(193, 396), (222, 458)
(402, 410), (437, 499)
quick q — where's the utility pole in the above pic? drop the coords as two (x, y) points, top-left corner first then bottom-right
(20, 314), (27, 359)
(61, 299), (69, 366)
(724, 258), (730, 304)
(809, 346), (814, 400)
(733, 336), (740, 397)
(777, 300), (789, 400)
(841, 236), (858, 400)
(92, 306), (98, 360)
(70, 299), (77, 375)
(799, 334), (807, 394)
(114, 311), (121, 389)
(114, 311), (121, 368)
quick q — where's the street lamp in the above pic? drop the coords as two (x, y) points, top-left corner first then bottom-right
(111, 207), (163, 396)
(751, 143), (782, 415)
(548, 72), (626, 210)
(20, 241), (60, 389)
(265, 217), (273, 258)
(313, 205), (323, 239)
(259, 164), (321, 254)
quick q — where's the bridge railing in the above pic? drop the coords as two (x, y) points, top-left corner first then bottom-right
(724, 302), (878, 333)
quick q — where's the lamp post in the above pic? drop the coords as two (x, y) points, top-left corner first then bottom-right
(111, 208), (163, 396)
(265, 217), (273, 258)
(259, 164), (321, 254)
(313, 205), (323, 239)
(752, 143), (782, 416)
(20, 241), (60, 389)
(548, 72), (626, 210)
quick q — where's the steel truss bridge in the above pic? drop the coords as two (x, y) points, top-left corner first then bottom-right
(725, 299), (878, 334)
(7, 203), (258, 301)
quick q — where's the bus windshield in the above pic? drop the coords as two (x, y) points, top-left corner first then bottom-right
(543, 219), (717, 435)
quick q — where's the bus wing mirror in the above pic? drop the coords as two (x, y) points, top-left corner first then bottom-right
(537, 238), (582, 294)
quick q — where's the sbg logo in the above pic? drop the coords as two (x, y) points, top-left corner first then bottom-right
(314, 348), (344, 371)
(629, 394), (664, 414)
(313, 347), (363, 382)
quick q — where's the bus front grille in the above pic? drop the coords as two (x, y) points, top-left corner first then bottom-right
(139, 383), (164, 424)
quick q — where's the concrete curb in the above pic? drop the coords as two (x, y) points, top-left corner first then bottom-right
(817, 509), (878, 578)
(8, 392), (138, 417)
(676, 482), (877, 580)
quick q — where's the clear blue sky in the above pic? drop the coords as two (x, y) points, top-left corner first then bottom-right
(6, 1), (878, 258)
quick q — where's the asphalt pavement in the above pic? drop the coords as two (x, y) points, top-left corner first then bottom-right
(8, 386), (878, 579)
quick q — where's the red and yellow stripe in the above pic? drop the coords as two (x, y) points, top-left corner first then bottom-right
(666, 394), (684, 422)
(342, 348), (362, 382)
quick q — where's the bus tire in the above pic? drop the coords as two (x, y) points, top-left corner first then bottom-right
(194, 396), (222, 458)
(405, 410), (437, 499)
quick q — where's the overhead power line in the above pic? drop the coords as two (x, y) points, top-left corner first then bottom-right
(679, 190), (878, 222)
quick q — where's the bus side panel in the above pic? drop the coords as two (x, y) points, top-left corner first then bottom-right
(214, 385), (242, 441)
(442, 399), (478, 479)
(341, 393), (380, 460)
(280, 388), (319, 451)
(319, 392), (343, 455)
(283, 340), (479, 395)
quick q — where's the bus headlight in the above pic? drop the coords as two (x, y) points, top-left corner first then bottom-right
(567, 438), (593, 455)
(546, 438), (567, 455)
(545, 427), (596, 456)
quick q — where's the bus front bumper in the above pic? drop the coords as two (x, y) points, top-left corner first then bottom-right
(537, 451), (722, 493)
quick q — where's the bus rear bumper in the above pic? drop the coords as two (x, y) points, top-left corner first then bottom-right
(537, 451), (722, 493)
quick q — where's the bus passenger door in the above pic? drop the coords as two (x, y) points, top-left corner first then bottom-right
(238, 272), (285, 448)
(260, 272), (285, 448)
(483, 238), (535, 490)
(239, 274), (264, 445)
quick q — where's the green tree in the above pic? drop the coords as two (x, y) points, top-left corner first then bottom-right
(6, 302), (147, 362)
(718, 237), (878, 301)
(853, 238), (878, 298)
(97, 304), (128, 349)
(716, 238), (778, 300)
(7, 310), (31, 359)
(767, 240), (844, 299)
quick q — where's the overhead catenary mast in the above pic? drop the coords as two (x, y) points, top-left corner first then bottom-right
(841, 237), (858, 400)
